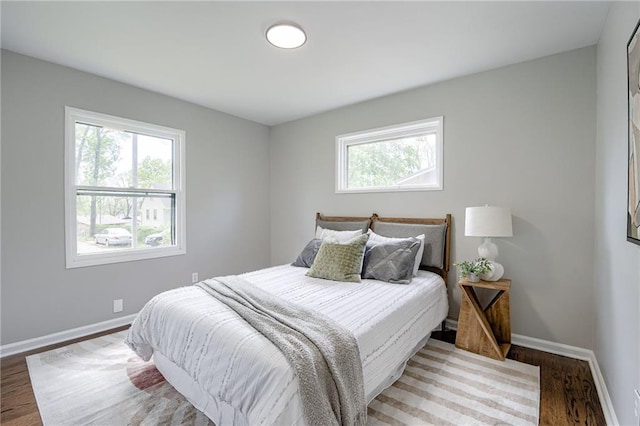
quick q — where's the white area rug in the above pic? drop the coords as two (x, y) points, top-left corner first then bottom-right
(27, 331), (539, 425)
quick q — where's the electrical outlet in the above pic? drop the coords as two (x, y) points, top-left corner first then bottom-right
(113, 299), (123, 313)
(192, 272), (199, 283)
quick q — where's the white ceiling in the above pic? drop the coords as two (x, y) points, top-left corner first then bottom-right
(1, 1), (610, 126)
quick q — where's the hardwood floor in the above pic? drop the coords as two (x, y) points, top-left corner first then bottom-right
(1, 327), (606, 425)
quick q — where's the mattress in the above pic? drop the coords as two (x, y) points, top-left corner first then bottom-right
(130, 264), (448, 425)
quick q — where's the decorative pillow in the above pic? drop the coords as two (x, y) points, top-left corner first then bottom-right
(315, 226), (363, 242)
(362, 238), (421, 284)
(291, 239), (323, 268)
(368, 230), (425, 276)
(306, 234), (369, 283)
(372, 222), (447, 269)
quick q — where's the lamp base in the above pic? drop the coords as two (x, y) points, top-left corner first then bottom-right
(478, 237), (498, 260)
(480, 261), (505, 281)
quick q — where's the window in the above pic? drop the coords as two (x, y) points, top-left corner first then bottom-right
(65, 107), (186, 268)
(336, 117), (443, 193)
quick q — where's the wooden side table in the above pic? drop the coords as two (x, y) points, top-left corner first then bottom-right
(455, 278), (511, 360)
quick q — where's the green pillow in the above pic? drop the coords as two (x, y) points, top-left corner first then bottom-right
(306, 234), (369, 283)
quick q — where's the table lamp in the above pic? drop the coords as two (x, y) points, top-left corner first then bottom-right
(464, 205), (513, 281)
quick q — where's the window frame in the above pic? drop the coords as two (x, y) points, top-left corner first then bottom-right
(64, 107), (186, 269)
(335, 117), (444, 193)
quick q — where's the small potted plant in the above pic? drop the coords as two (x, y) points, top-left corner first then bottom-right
(453, 258), (492, 282)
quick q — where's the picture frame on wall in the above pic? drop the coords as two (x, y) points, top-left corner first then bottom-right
(627, 18), (640, 245)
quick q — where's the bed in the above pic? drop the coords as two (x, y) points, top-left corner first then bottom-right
(126, 213), (451, 425)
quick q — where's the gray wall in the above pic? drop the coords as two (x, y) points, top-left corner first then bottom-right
(594, 3), (640, 425)
(1, 50), (271, 345)
(270, 47), (597, 349)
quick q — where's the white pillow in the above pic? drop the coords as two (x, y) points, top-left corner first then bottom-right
(367, 230), (425, 276)
(315, 226), (364, 243)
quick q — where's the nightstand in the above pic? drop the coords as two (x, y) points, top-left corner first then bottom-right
(455, 278), (511, 360)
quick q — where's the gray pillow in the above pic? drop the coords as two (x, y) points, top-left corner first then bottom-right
(316, 219), (370, 234)
(362, 238), (420, 284)
(372, 222), (446, 269)
(292, 239), (323, 268)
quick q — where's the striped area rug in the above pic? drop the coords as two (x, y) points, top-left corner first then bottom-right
(369, 338), (540, 425)
(26, 331), (539, 425)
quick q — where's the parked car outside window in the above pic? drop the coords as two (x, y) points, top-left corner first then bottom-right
(144, 232), (163, 246)
(94, 228), (132, 246)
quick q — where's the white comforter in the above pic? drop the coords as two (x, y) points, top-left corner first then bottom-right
(126, 265), (448, 425)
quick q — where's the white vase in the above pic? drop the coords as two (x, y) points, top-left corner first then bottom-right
(467, 273), (479, 282)
(480, 261), (504, 281)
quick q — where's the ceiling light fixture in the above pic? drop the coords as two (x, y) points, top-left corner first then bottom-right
(266, 23), (306, 49)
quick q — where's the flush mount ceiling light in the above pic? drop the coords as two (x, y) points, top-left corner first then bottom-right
(266, 23), (306, 49)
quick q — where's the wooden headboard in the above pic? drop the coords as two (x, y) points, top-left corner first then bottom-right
(315, 212), (371, 224)
(315, 212), (452, 285)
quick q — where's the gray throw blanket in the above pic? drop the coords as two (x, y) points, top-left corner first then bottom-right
(196, 276), (366, 426)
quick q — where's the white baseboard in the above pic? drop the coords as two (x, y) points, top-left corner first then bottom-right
(444, 318), (619, 426)
(0, 313), (137, 358)
(587, 352), (619, 426)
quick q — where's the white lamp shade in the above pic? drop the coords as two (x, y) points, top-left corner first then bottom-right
(465, 206), (513, 237)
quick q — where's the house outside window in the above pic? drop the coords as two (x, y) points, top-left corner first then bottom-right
(65, 107), (186, 268)
(336, 117), (444, 193)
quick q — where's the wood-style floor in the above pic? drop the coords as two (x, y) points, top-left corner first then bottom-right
(1, 327), (606, 426)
